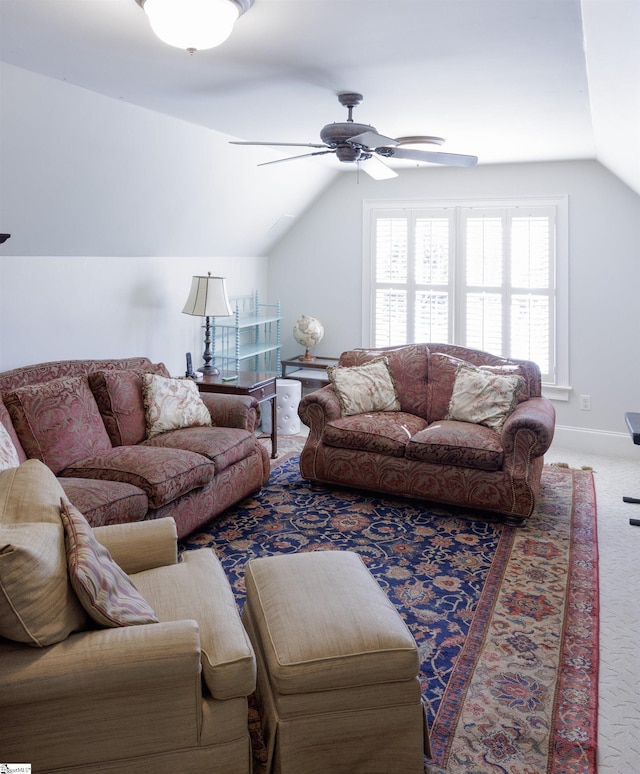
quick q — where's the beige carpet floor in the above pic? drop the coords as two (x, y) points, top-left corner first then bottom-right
(546, 444), (640, 774)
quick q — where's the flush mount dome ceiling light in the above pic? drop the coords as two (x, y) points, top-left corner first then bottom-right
(135, 0), (254, 52)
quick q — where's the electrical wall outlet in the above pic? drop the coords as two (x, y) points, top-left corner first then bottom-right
(579, 394), (591, 411)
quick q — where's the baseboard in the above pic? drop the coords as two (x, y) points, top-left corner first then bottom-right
(551, 425), (635, 458)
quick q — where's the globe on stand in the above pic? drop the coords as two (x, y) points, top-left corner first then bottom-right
(293, 315), (324, 362)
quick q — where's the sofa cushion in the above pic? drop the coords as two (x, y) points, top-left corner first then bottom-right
(133, 548), (256, 700)
(60, 497), (159, 628)
(323, 412), (428, 457)
(60, 446), (216, 509)
(0, 522), (89, 646)
(142, 374), (211, 439)
(4, 376), (113, 474)
(0, 422), (19, 472)
(89, 365), (170, 447)
(1, 458), (72, 527)
(0, 460), (89, 646)
(59, 478), (148, 528)
(428, 352), (528, 422)
(406, 420), (504, 471)
(142, 426), (257, 474)
(339, 344), (430, 420)
(446, 364), (524, 432)
(328, 357), (401, 417)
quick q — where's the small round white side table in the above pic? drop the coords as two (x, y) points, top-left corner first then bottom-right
(262, 379), (301, 435)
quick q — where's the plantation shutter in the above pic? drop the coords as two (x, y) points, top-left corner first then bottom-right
(414, 215), (451, 343)
(373, 210), (453, 347)
(371, 202), (556, 383)
(373, 213), (409, 346)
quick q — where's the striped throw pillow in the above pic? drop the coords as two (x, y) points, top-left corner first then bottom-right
(60, 498), (158, 628)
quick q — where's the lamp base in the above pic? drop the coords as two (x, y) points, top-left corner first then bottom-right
(198, 364), (221, 376)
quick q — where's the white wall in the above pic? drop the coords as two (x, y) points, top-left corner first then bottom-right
(0, 255), (267, 376)
(0, 63), (310, 374)
(268, 160), (640, 455)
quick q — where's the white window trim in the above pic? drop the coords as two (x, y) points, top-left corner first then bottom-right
(362, 196), (570, 400)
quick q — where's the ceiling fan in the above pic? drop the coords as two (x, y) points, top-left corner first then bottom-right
(230, 92), (478, 180)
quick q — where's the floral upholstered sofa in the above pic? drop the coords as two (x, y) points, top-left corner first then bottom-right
(298, 344), (556, 524)
(0, 357), (270, 537)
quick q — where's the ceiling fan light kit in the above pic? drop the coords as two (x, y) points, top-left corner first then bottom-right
(231, 92), (478, 179)
(135, 0), (254, 52)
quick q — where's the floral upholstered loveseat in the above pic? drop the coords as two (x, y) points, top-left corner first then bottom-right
(298, 344), (556, 525)
(0, 357), (270, 537)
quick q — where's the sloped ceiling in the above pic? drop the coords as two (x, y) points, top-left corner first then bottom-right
(581, 0), (640, 195)
(0, 0), (638, 250)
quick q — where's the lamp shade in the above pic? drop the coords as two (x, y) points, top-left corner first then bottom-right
(182, 274), (233, 317)
(140, 0), (241, 51)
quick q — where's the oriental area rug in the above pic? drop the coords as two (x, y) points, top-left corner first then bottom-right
(181, 451), (599, 774)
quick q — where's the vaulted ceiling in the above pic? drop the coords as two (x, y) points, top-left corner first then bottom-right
(1, 0), (638, 194)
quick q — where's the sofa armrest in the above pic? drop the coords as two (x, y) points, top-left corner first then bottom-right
(501, 396), (556, 460)
(0, 619), (201, 706)
(298, 385), (342, 434)
(199, 392), (260, 431)
(0, 621), (205, 766)
(93, 517), (178, 574)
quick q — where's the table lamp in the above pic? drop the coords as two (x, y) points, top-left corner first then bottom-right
(182, 273), (233, 375)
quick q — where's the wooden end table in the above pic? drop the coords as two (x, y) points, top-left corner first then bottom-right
(196, 372), (277, 458)
(281, 355), (339, 390)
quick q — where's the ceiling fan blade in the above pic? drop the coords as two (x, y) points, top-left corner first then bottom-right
(359, 155), (398, 180)
(230, 141), (328, 149)
(395, 135), (445, 146)
(257, 150), (335, 167)
(348, 131), (398, 149)
(381, 147), (478, 167)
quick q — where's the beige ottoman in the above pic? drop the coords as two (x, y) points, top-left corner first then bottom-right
(242, 550), (430, 774)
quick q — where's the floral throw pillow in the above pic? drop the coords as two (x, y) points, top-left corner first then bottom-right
(0, 422), (20, 472)
(142, 373), (212, 439)
(59, 497), (158, 628)
(328, 356), (401, 417)
(445, 363), (525, 432)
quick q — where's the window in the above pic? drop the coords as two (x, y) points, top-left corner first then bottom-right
(364, 198), (569, 392)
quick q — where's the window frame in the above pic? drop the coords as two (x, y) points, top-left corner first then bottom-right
(362, 196), (570, 400)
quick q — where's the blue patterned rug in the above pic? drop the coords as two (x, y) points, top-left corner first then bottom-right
(181, 454), (598, 774)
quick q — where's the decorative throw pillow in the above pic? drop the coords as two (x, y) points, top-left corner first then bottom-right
(479, 364), (529, 403)
(142, 373), (212, 439)
(88, 363), (171, 446)
(328, 357), (401, 417)
(0, 422), (20, 472)
(3, 376), (113, 474)
(428, 352), (529, 423)
(59, 497), (159, 628)
(445, 363), (525, 432)
(0, 520), (88, 646)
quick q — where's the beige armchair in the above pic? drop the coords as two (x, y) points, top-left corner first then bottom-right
(0, 460), (256, 773)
